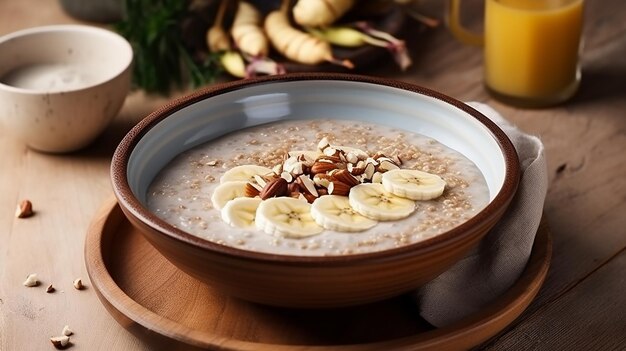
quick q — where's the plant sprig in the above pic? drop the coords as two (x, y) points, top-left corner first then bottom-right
(116, 0), (221, 95)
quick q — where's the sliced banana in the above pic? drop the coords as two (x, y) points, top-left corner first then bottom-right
(211, 181), (248, 210)
(255, 197), (323, 238)
(221, 197), (262, 228)
(349, 183), (415, 221)
(382, 169), (446, 201)
(311, 195), (377, 232)
(220, 165), (273, 183)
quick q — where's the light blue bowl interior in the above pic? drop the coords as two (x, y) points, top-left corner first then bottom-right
(128, 80), (506, 204)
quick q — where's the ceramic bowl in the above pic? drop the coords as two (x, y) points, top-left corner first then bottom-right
(111, 74), (520, 308)
(0, 25), (132, 153)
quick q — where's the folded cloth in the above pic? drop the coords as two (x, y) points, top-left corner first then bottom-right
(415, 102), (548, 327)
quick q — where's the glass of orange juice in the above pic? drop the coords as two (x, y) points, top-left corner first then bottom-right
(448, 0), (584, 107)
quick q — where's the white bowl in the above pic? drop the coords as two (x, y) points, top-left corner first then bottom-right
(0, 25), (133, 152)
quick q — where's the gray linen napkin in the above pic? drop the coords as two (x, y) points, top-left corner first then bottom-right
(416, 102), (548, 327)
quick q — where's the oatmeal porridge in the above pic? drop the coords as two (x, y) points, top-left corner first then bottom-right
(147, 119), (490, 256)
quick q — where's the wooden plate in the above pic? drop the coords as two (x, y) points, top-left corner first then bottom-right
(85, 197), (551, 350)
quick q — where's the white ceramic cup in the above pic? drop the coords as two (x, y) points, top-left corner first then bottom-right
(0, 25), (133, 153)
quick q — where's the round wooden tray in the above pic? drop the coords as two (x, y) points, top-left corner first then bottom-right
(85, 198), (551, 350)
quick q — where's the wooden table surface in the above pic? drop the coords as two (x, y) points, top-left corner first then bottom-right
(1, 1), (624, 350)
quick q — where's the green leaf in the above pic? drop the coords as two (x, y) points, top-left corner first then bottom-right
(114, 0), (220, 95)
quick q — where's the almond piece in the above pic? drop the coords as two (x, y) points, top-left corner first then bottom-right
(378, 160), (400, 172)
(296, 175), (319, 197)
(328, 169), (342, 177)
(297, 153), (317, 167)
(323, 147), (338, 157)
(317, 188), (329, 196)
(333, 170), (360, 187)
(327, 181), (351, 196)
(253, 174), (267, 187)
(393, 155), (403, 165)
(348, 163), (365, 176)
(338, 146), (369, 160)
(345, 152), (359, 164)
(303, 193), (317, 204)
(263, 172), (280, 181)
(272, 163), (283, 175)
(287, 182), (301, 194)
(313, 173), (332, 188)
(73, 278), (85, 290)
(290, 162), (304, 175)
(15, 200), (33, 218)
(363, 163), (376, 180)
(289, 190), (303, 199)
(365, 157), (379, 166)
(310, 161), (337, 174)
(372, 152), (387, 160)
(46, 284), (55, 293)
(23, 273), (39, 287)
(50, 335), (70, 349)
(244, 183), (261, 197)
(317, 137), (330, 151)
(280, 171), (294, 183)
(259, 178), (288, 200)
(316, 155), (342, 163)
(283, 156), (300, 172)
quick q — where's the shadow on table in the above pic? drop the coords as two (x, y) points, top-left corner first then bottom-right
(65, 90), (179, 160)
(570, 65), (626, 107)
(70, 114), (147, 160)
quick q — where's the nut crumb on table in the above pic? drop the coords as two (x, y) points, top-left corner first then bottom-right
(15, 199), (34, 218)
(23, 273), (39, 287)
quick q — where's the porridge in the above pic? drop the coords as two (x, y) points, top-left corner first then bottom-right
(147, 119), (490, 256)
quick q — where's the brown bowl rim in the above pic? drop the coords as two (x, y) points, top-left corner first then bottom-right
(111, 73), (520, 265)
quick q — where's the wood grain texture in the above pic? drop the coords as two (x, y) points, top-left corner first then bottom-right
(0, 0), (624, 349)
(482, 249), (626, 351)
(84, 199), (551, 350)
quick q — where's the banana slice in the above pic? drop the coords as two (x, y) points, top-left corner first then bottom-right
(382, 169), (446, 201)
(311, 195), (377, 232)
(349, 183), (415, 221)
(256, 197), (323, 238)
(220, 165), (273, 183)
(221, 197), (262, 228)
(211, 181), (248, 210)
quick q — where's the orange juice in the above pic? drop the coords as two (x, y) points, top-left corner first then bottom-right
(484, 0), (584, 105)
